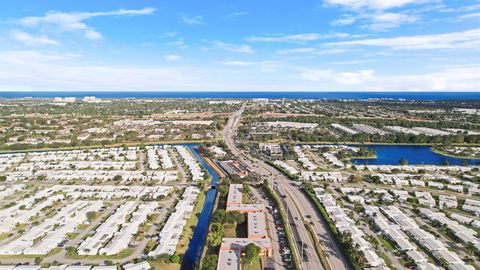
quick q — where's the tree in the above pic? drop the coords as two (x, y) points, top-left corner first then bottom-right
(113, 175), (122, 181)
(225, 212), (236, 224)
(86, 211), (97, 222)
(244, 243), (260, 265)
(243, 185), (251, 195)
(212, 209), (226, 223)
(170, 255), (181, 263)
(207, 223), (223, 247)
(348, 175), (362, 183)
(399, 158), (408, 165)
(202, 254), (218, 270)
(466, 242), (477, 255)
(66, 246), (77, 256)
(218, 185), (229, 196)
(229, 211), (245, 224)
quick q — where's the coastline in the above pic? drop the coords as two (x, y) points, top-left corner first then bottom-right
(1, 91), (480, 101)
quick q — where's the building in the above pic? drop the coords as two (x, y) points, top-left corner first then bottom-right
(218, 160), (249, 178)
(217, 185), (272, 269)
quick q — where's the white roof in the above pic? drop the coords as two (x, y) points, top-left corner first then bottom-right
(123, 262), (150, 270)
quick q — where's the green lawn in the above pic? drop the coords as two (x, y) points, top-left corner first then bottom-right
(0, 232), (11, 241)
(65, 248), (134, 260)
(378, 235), (395, 251)
(242, 258), (262, 270)
(223, 223), (237, 237)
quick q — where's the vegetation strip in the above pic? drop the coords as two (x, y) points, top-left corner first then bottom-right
(302, 185), (358, 270)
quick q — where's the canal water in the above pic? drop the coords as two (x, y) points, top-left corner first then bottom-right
(351, 145), (480, 166)
(181, 145), (219, 270)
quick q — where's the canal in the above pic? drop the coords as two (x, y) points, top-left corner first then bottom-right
(351, 145), (480, 166)
(181, 144), (219, 270)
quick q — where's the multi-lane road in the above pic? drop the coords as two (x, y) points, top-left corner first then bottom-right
(223, 103), (351, 270)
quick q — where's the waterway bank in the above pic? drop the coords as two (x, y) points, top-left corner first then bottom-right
(181, 145), (220, 270)
(431, 147), (480, 160)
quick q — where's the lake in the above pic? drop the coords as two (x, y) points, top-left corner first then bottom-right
(351, 145), (480, 166)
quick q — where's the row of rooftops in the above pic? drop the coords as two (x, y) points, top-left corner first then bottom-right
(149, 186), (200, 256)
(314, 188), (387, 269)
(0, 261), (150, 270)
(175, 146), (205, 182)
(0, 200), (103, 255)
(379, 205), (475, 270)
(146, 146), (174, 170)
(332, 123), (455, 136)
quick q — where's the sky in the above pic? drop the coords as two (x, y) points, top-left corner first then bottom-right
(0, 0), (480, 92)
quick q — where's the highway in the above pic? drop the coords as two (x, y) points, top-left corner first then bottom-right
(223, 103), (351, 270)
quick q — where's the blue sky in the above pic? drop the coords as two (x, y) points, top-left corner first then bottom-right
(0, 0), (479, 91)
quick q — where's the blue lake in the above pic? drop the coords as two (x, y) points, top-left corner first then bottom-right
(351, 145), (480, 166)
(181, 144), (219, 270)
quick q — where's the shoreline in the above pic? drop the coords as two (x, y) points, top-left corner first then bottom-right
(300, 142), (480, 147)
(342, 155), (377, 161)
(431, 147), (480, 160)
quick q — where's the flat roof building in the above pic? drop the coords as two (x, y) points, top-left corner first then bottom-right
(247, 212), (268, 239)
(217, 250), (241, 270)
(227, 184), (243, 205)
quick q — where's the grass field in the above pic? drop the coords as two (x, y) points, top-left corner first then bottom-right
(242, 258), (262, 270)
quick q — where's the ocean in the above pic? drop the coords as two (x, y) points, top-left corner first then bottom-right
(0, 91), (479, 100)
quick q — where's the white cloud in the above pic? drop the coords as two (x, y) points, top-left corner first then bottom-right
(300, 69), (375, 85)
(222, 61), (254, 66)
(12, 30), (58, 45)
(276, 48), (346, 55)
(331, 15), (356, 26)
(225, 12), (248, 20)
(325, 0), (430, 10)
(0, 50), (203, 91)
(298, 66), (480, 91)
(221, 60), (280, 72)
(276, 48), (317, 55)
(17, 8), (155, 40)
(210, 41), (253, 54)
(247, 33), (322, 43)
(181, 14), (205, 25)
(328, 28), (480, 49)
(164, 55), (180, 61)
(166, 38), (188, 49)
(327, 1), (426, 30)
(364, 12), (419, 31)
(1, 50), (479, 92)
(247, 33), (350, 43)
(331, 12), (418, 30)
(456, 12), (480, 21)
